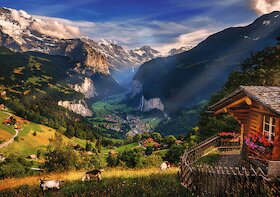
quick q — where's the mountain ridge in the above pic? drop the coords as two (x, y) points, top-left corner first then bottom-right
(131, 11), (280, 114)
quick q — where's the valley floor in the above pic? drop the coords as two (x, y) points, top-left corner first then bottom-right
(0, 167), (190, 197)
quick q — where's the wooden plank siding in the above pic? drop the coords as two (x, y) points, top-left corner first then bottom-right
(272, 118), (280, 160)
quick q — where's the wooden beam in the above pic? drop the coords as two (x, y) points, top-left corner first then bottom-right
(251, 107), (275, 116)
(228, 109), (249, 113)
(215, 96), (252, 115)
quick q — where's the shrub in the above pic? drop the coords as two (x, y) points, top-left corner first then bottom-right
(145, 146), (153, 156)
(139, 155), (163, 168)
(107, 153), (119, 167)
(164, 144), (185, 164)
(118, 150), (143, 168)
(164, 135), (177, 147)
(0, 155), (33, 179)
(90, 155), (107, 169)
(85, 142), (92, 152)
(44, 134), (78, 172)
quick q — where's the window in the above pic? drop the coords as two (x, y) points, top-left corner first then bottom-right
(262, 115), (276, 141)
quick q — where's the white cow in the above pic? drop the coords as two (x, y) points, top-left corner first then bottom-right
(160, 161), (171, 171)
(38, 178), (64, 191)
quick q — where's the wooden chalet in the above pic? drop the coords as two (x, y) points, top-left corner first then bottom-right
(208, 86), (280, 173)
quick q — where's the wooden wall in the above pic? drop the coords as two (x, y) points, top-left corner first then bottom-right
(246, 101), (280, 161)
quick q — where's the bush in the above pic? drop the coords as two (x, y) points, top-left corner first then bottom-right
(106, 153), (119, 167)
(90, 155), (107, 169)
(164, 144), (185, 164)
(0, 155), (33, 179)
(85, 142), (92, 152)
(118, 150), (143, 168)
(139, 155), (163, 168)
(164, 135), (177, 147)
(145, 146), (153, 156)
(14, 136), (19, 142)
(44, 134), (78, 172)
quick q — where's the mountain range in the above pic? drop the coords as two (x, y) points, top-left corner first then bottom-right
(130, 11), (280, 114)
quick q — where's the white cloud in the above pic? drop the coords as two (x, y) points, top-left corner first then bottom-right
(31, 16), (81, 39)
(250, 0), (280, 15)
(153, 28), (220, 54)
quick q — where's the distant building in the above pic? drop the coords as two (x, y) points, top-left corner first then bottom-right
(0, 104), (5, 110)
(28, 154), (38, 160)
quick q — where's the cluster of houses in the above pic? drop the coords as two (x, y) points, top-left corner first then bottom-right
(100, 113), (152, 135)
(2, 116), (25, 130)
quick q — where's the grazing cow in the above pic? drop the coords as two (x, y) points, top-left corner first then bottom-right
(160, 161), (171, 171)
(82, 169), (104, 182)
(38, 177), (64, 192)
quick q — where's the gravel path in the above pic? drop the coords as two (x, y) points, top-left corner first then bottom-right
(214, 154), (249, 168)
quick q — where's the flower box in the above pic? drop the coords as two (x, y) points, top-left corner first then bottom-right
(245, 133), (273, 154)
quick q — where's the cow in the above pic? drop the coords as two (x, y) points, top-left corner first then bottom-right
(160, 161), (171, 171)
(82, 169), (104, 182)
(37, 177), (64, 192)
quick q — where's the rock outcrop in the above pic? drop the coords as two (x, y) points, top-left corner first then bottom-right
(58, 100), (93, 117)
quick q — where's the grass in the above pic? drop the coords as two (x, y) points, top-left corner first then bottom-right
(91, 94), (134, 115)
(0, 112), (91, 156)
(101, 142), (139, 154)
(197, 154), (220, 165)
(0, 167), (190, 196)
(0, 129), (12, 142)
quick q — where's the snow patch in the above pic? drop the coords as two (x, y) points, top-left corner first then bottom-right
(263, 20), (271, 26)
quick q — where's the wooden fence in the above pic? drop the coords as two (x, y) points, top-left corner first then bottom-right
(179, 135), (280, 196)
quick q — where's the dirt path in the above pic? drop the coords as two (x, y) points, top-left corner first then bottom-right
(0, 112), (19, 149)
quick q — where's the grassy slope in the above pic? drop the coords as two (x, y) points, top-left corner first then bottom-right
(0, 111), (92, 156)
(101, 142), (139, 154)
(0, 168), (190, 196)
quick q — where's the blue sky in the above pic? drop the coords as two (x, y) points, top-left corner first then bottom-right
(1, 0), (279, 53)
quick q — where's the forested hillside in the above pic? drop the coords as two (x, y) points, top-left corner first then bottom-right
(0, 47), (118, 140)
(197, 42), (280, 139)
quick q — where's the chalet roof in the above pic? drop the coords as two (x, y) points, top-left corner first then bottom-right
(208, 86), (280, 115)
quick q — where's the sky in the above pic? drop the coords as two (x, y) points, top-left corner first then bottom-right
(1, 0), (280, 53)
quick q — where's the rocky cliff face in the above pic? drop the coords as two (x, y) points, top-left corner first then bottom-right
(139, 96), (164, 112)
(58, 100), (93, 117)
(73, 77), (98, 99)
